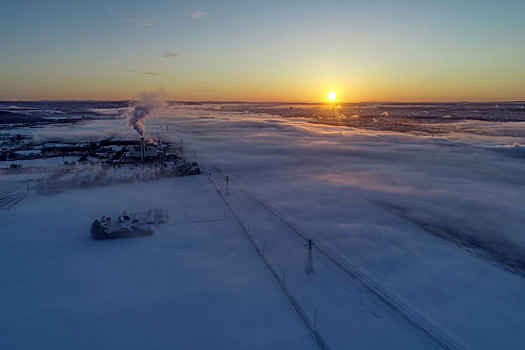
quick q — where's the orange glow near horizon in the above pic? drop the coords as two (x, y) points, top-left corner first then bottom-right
(328, 91), (337, 102)
(1, 2), (524, 102)
(1, 74), (524, 102)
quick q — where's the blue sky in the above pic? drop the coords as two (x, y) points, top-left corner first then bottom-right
(1, 0), (524, 101)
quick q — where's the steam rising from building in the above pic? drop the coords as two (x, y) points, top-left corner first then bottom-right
(125, 90), (167, 137)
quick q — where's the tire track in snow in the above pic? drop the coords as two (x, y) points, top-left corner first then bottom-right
(207, 166), (466, 350)
(205, 172), (332, 350)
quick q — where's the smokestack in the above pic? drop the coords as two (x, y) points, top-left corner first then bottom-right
(125, 90), (167, 138)
(140, 137), (145, 161)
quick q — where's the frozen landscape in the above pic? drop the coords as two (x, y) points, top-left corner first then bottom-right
(1, 101), (524, 349)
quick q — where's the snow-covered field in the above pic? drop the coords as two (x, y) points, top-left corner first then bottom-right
(0, 177), (318, 350)
(1, 104), (524, 349)
(0, 156), (79, 168)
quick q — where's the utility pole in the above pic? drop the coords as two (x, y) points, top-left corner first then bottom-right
(305, 238), (315, 275)
(224, 176), (230, 196)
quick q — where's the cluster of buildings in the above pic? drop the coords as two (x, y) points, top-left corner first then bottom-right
(2, 137), (173, 164)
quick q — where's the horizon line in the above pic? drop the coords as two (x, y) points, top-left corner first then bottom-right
(1, 99), (525, 104)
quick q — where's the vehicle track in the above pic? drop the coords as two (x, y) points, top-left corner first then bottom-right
(206, 166), (466, 350)
(205, 171), (332, 350)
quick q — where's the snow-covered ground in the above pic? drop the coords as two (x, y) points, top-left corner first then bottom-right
(0, 177), (318, 350)
(1, 104), (524, 349)
(0, 156), (79, 168)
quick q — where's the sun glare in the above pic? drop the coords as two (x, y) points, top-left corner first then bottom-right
(328, 91), (337, 101)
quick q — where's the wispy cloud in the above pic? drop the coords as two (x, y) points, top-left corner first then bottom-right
(193, 87), (215, 92)
(128, 70), (159, 76)
(190, 10), (205, 19)
(163, 51), (181, 58)
(123, 16), (154, 26)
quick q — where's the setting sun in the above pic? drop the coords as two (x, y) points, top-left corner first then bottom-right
(328, 91), (337, 101)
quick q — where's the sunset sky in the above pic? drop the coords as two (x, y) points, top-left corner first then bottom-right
(1, 0), (524, 102)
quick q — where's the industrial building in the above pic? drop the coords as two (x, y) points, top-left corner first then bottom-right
(127, 137), (160, 160)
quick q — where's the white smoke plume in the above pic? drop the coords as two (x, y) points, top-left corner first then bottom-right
(125, 90), (167, 136)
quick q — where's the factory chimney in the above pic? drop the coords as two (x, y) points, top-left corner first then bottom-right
(140, 137), (145, 161)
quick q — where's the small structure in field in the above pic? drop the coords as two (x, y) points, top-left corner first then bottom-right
(91, 208), (168, 240)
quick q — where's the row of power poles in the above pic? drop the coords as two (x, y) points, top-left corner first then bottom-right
(223, 174), (315, 275)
